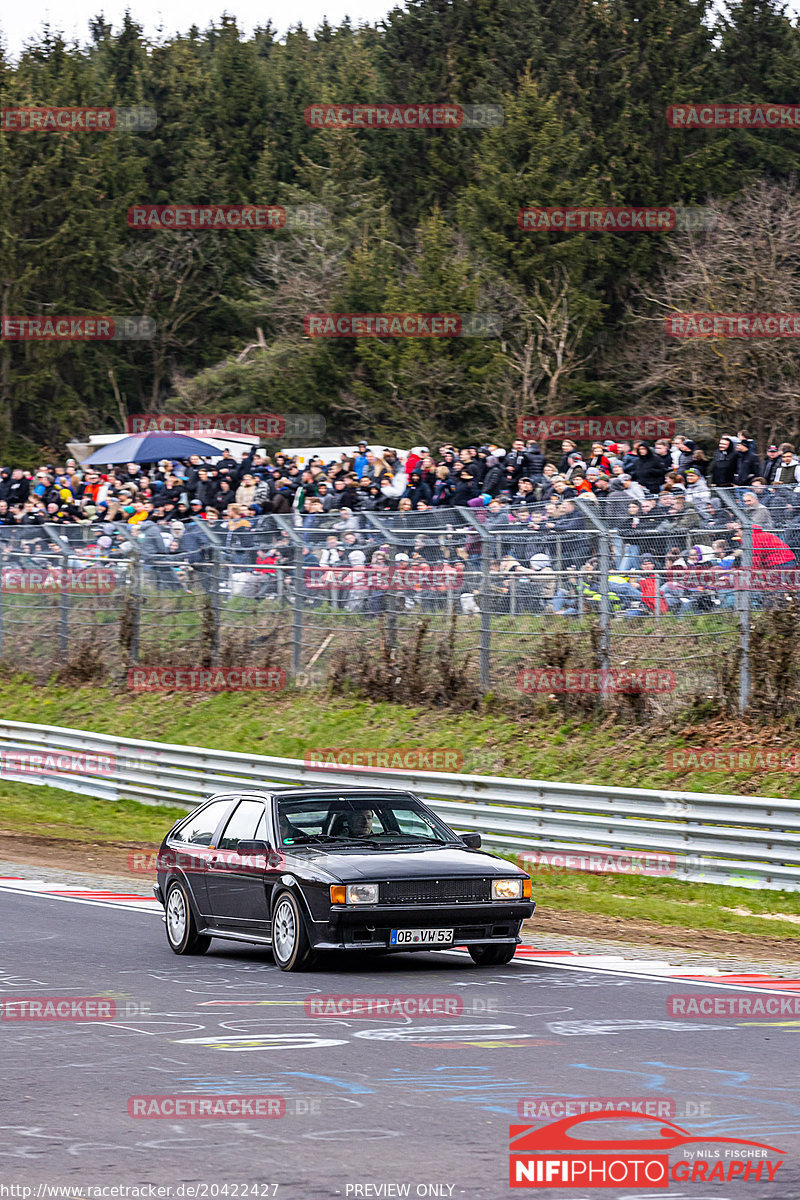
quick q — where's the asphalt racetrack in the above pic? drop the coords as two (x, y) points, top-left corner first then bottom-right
(1, 888), (799, 1199)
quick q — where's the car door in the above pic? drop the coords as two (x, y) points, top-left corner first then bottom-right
(168, 797), (237, 918)
(205, 798), (272, 932)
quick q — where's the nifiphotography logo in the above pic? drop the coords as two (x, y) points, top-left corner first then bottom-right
(508, 1112), (785, 1188)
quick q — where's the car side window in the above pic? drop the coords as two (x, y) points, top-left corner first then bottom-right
(217, 800), (267, 851)
(172, 799), (232, 846)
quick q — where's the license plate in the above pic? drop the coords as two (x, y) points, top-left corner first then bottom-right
(390, 928), (454, 946)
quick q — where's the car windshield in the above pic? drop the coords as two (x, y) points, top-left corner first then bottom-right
(275, 794), (457, 848)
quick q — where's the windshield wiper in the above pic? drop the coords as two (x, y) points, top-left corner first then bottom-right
(291, 834), (386, 848)
(376, 838), (447, 847)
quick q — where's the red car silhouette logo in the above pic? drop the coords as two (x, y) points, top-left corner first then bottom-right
(510, 1110), (784, 1155)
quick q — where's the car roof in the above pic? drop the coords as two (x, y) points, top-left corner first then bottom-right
(271, 786), (411, 798)
(201, 786), (411, 801)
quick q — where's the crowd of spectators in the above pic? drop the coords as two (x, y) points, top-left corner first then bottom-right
(2, 430), (800, 617)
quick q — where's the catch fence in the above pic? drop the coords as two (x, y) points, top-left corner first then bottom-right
(0, 487), (793, 712)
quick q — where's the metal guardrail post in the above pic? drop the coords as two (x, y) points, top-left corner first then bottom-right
(574, 499), (611, 675)
(463, 510), (492, 690)
(210, 546), (221, 666)
(291, 555), (304, 678)
(712, 488), (752, 714)
(130, 542), (141, 663)
(364, 512), (398, 650)
(274, 514), (305, 679)
(42, 524), (73, 659)
(59, 548), (70, 655)
(111, 523), (146, 665)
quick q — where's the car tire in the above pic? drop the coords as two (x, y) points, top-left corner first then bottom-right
(468, 943), (517, 966)
(271, 891), (316, 972)
(165, 880), (211, 955)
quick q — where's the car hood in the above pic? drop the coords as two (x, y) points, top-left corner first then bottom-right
(285, 844), (522, 882)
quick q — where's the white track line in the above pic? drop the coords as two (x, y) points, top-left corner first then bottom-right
(2, 880), (798, 993)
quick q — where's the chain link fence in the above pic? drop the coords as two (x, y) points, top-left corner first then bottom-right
(1, 485), (796, 712)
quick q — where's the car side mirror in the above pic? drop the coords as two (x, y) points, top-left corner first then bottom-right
(461, 832), (481, 849)
(236, 840), (270, 855)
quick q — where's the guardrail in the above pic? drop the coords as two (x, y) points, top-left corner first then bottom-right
(1, 719), (798, 892)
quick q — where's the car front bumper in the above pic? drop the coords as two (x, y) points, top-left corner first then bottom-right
(307, 900), (535, 951)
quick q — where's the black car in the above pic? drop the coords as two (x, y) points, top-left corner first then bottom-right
(154, 786), (534, 971)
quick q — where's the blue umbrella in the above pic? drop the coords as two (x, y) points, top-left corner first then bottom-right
(81, 432), (222, 465)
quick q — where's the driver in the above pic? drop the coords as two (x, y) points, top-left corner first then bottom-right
(344, 808), (373, 838)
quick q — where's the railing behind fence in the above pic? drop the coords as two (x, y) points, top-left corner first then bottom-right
(1, 487), (796, 710)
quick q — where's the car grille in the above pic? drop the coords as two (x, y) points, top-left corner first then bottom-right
(380, 878), (491, 905)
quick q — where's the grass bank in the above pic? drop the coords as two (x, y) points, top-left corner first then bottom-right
(1, 676), (798, 943)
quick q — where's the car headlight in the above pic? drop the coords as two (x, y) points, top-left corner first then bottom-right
(330, 884), (379, 905)
(492, 878), (523, 900)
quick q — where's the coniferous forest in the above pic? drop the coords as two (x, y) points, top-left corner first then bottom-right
(3, 0), (800, 461)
